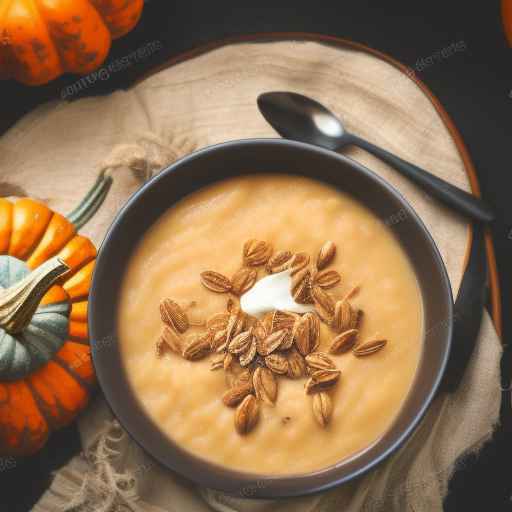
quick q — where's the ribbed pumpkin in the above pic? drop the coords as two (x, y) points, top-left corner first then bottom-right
(0, 0), (144, 85)
(0, 174), (112, 455)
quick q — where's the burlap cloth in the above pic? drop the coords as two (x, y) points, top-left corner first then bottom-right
(0, 40), (501, 512)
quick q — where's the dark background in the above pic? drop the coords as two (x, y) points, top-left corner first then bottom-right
(1, 2), (511, 511)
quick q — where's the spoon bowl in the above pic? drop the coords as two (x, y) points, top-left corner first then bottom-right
(258, 92), (347, 150)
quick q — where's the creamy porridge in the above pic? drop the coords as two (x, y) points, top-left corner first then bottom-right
(118, 174), (423, 475)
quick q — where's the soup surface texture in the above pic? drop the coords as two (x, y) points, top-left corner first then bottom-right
(118, 174), (423, 474)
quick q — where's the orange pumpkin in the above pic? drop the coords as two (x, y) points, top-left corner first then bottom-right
(503, 0), (512, 46)
(0, 0), (144, 85)
(0, 174), (112, 455)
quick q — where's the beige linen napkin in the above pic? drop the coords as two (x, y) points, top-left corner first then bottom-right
(0, 40), (501, 512)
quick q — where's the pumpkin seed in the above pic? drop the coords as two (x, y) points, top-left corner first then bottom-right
(266, 250), (293, 273)
(293, 315), (312, 356)
(351, 309), (364, 330)
(353, 339), (387, 357)
(159, 299), (189, 333)
(234, 368), (253, 386)
(265, 353), (289, 375)
(239, 338), (257, 367)
(231, 267), (258, 295)
(289, 252), (310, 275)
(200, 271), (232, 293)
(222, 381), (253, 407)
(304, 312), (320, 352)
(157, 325), (182, 355)
(291, 267), (312, 304)
(207, 312), (230, 332)
(332, 299), (353, 332)
(312, 392), (333, 427)
(253, 367), (278, 405)
(228, 330), (253, 354)
(305, 369), (341, 394)
(270, 310), (297, 332)
(305, 352), (337, 372)
(330, 329), (358, 354)
(287, 348), (306, 379)
(317, 241), (336, 270)
(257, 329), (288, 356)
(182, 332), (212, 361)
(252, 320), (267, 341)
(212, 329), (228, 352)
(243, 239), (273, 266)
(235, 394), (259, 434)
(313, 269), (341, 289)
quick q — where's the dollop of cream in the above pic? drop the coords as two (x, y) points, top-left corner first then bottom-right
(240, 270), (315, 317)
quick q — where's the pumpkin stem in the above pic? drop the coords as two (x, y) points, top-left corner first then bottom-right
(67, 173), (113, 230)
(0, 257), (70, 334)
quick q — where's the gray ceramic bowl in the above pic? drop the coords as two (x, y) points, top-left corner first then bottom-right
(89, 139), (452, 498)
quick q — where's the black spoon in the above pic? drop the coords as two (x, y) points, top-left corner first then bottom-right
(258, 92), (494, 223)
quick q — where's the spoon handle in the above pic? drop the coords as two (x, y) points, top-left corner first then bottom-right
(349, 134), (494, 223)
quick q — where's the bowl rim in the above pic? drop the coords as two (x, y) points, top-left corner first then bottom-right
(89, 137), (453, 498)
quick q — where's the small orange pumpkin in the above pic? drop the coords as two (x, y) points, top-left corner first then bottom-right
(0, 0), (144, 85)
(0, 174), (112, 455)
